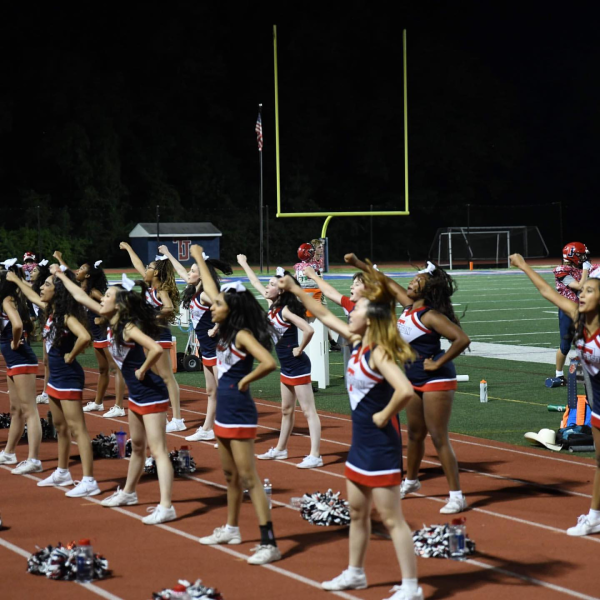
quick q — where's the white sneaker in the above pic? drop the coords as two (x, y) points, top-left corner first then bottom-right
(257, 447), (288, 460)
(166, 418), (186, 432)
(12, 459), (43, 475)
(297, 455), (324, 469)
(384, 585), (424, 600)
(0, 451), (17, 465)
(199, 525), (242, 545)
(36, 392), (49, 404)
(440, 496), (468, 514)
(37, 469), (74, 487)
(247, 544), (282, 565)
(101, 487), (138, 507)
(103, 405), (126, 418)
(322, 569), (367, 590)
(567, 514), (600, 536)
(142, 505), (177, 525)
(65, 479), (101, 497)
(83, 401), (104, 412)
(185, 428), (215, 441)
(400, 479), (421, 499)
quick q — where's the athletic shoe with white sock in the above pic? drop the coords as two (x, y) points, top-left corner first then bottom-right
(83, 401), (104, 412)
(322, 569), (368, 591)
(166, 418), (186, 432)
(199, 525), (242, 545)
(185, 428), (215, 441)
(567, 514), (600, 536)
(142, 505), (177, 525)
(400, 479), (421, 499)
(36, 392), (49, 404)
(37, 469), (74, 487)
(65, 479), (101, 497)
(384, 585), (424, 600)
(247, 544), (282, 565)
(440, 495), (468, 514)
(11, 459), (43, 475)
(0, 451), (17, 465)
(103, 405), (126, 418)
(101, 487), (138, 507)
(257, 447), (288, 460)
(297, 455), (324, 469)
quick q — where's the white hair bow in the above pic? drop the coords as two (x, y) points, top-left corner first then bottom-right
(39, 259), (49, 267)
(276, 266), (285, 277)
(2, 258), (17, 268)
(589, 266), (600, 280)
(221, 281), (247, 293)
(59, 265), (67, 272)
(373, 264), (380, 272)
(121, 273), (135, 291)
(418, 261), (436, 275)
(155, 254), (168, 261)
(94, 260), (103, 268)
(203, 252), (209, 260)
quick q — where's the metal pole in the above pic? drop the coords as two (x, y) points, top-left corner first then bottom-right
(259, 105), (264, 273)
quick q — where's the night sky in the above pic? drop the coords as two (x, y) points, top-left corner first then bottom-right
(1, 2), (597, 265)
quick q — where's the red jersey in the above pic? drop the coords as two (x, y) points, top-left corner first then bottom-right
(554, 264), (582, 303)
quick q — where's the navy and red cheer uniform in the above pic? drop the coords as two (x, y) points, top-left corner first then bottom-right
(44, 316), (84, 400)
(190, 294), (217, 367)
(107, 327), (169, 415)
(145, 288), (173, 349)
(268, 306), (311, 386)
(213, 342), (257, 439)
(87, 308), (110, 349)
(344, 343), (402, 487)
(397, 306), (457, 392)
(576, 328), (600, 429)
(0, 311), (38, 377)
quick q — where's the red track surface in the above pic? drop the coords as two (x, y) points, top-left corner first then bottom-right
(1, 364), (598, 600)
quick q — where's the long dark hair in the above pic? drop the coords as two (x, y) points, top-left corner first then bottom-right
(110, 281), (162, 349)
(153, 260), (180, 310)
(271, 271), (306, 319)
(421, 264), (460, 325)
(219, 289), (276, 351)
(0, 270), (33, 334)
(182, 258), (233, 309)
(46, 271), (89, 346)
(32, 263), (51, 295)
(81, 260), (108, 295)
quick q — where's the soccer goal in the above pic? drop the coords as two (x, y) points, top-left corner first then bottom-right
(429, 226), (549, 269)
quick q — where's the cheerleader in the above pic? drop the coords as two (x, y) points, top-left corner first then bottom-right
(53, 269), (176, 525)
(510, 254), (600, 536)
(279, 268), (423, 600)
(119, 242), (183, 432)
(73, 260), (126, 418)
(237, 255), (322, 468)
(0, 267), (42, 474)
(7, 268), (99, 497)
(347, 255), (470, 514)
(158, 244), (233, 442)
(191, 246), (281, 566)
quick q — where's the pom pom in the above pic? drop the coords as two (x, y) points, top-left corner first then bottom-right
(27, 542), (110, 581)
(144, 449), (197, 477)
(91, 433), (132, 459)
(152, 578), (223, 599)
(412, 524), (475, 559)
(299, 489), (350, 527)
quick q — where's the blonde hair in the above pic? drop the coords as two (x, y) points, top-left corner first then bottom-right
(362, 261), (415, 365)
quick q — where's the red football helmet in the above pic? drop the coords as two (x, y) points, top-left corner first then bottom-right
(297, 243), (315, 262)
(562, 242), (589, 267)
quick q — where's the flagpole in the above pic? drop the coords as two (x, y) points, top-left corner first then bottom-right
(258, 103), (264, 273)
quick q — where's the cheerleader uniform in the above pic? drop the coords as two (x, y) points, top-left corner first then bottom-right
(191, 294), (218, 367)
(0, 312), (38, 377)
(107, 327), (169, 415)
(44, 316), (85, 400)
(145, 288), (173, 349)
(268, 306), (311, 386)
(397, 306), (457, 392)
(213, 342), (257, 439)
(87, 308), (110, 349)
(344, 343), (402, 487)
(576, 329), (600, 428)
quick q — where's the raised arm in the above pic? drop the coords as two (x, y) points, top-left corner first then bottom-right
(119, 241), (146, 277)
(191, 245), (219, 301)
(510, 253), (579, 320)
(53, 268), (101, 313)
(52, 250), (70, 270)
(236, 254), (267, 296)
(158, 244), (189, 281)
(303, 265), (343, 305)
(6, 271), (46, 309)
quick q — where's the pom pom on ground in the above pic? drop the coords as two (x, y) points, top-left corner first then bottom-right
(299, 489), (350, 527)
(27, 542), (110, 580)
(412, 524), (476, 559)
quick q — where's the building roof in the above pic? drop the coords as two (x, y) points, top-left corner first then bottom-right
(129, 223), (222, 238)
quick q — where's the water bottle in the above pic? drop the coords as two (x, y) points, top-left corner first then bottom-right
(263, 478), (272, 509)
(115, 430), (127, 459)
(179, 446), (191, 472)
(170, 584), (191, 599)
(76, 539), (94, 583)
(448, 519), (466, 560)
(479, 380), (488, 403)
(548, 405), (566, 412)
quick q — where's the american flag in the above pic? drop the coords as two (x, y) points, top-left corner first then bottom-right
(255, 112), (263, 152)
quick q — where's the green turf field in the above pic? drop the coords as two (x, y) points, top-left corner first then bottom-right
(32, 267), (592, 455)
